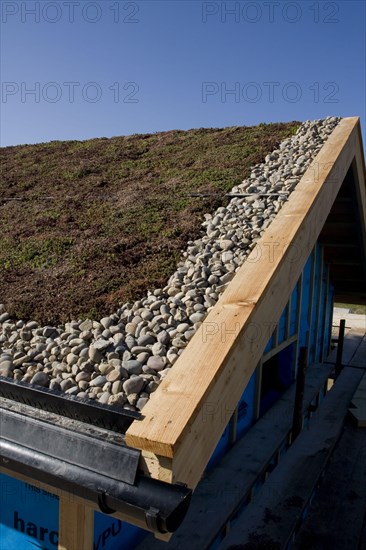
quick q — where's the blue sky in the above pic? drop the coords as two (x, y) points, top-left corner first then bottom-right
(1, 0), (365, 147)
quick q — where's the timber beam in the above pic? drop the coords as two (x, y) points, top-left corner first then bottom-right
(126, 117), (365, 490)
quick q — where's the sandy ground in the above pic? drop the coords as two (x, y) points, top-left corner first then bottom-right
(333, 307), (366, 331)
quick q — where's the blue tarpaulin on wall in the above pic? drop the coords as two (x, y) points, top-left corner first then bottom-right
(0, 473), (146, 550)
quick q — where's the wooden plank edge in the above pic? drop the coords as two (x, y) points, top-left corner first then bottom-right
(126, 117), (361, 487)
(127, 117), (359, 460)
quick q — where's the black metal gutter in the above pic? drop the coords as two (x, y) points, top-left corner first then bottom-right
(1, 439), (191, 534)
(0, 389), (192, 535)
(0, 376), (140, 432)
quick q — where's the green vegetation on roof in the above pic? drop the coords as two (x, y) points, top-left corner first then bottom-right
(0, 122), (299, 324)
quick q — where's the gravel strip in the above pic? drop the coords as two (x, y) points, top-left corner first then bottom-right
(0, 117), (341, 412)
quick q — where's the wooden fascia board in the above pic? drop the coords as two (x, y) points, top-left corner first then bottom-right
(126, 117), (362, 489)
(353, 124), (366, 281)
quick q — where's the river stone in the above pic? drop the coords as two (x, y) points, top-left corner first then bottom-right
(0, 364), (12, 377)
(123, 376), (144, 395)
(98, 363), (114, 375)
(219, 239), (234, 251)
(136, 352), (150, 365)
(147, 356), (165, 372)
(140, 309), (154, 321)
(0, 359), (13, 371)
(66, 353), (78, 366)
(43, 326), (57, 338)
(125, 322), (137, 335)
(146, 381), (159, 394)
(98, 391), (111, 404)
(49, 379), (61, 391)
(176, 323), (190, 334)
(100, 317), (113, 329)
(0, 312), (10, 323)
(142, 365), (156, 375)
(167, 353), (179, 365)
(108, 358), (122, 368)
(157, 330), (170, 345)
(159, 368), (171, 379)
(127, 393), (138, 406)
(151, 342), (165, 356)
(65, 386), (79, 396)
(13, 355), (27, 367)
(184, 329), (196, 341)
(123, 360), (142, 375)
(172, 337), (186, 349)
(76, 391), (87, 399)
(60, 378), (75, 392)
(137, 334), (156, 346)
(75, 371), (91, 383)
(106, 369), (122, 382)
(189, 312), (205, 324)
(130, 346), (150, 355)
(93, 339), (110, 351)
(90, 375), (107, 387)
(109, 393), (127, 406)
(111, 380), (123, 395)
(136, 397), (149, 410)
(8, 333), (18, 345)
(220, 272), (234, 285)
(79, 319), (93, 331)
(88, 346), (103, 364)
(125, 335), (136, 350)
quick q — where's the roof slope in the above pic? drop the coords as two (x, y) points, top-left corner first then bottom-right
(0, 123), (298, 324)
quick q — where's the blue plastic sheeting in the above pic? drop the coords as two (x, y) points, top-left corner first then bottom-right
(290, 283), (299, 337)
(303, 412), (311, 429)
(236, 369), (257, 439)
(251, 473), (267, 499)
(207, 368), (257, 471)
(94, 512), (146, 550)
(264, 335), (274, 354)
(209, 244), (333, 467)
(264, 279), (298, 357)
(206, 423), (231, 471)
(279, 437), (290, 459)
(260, 344), (295, 417)
(0, 473), (147, 550)
(299, 253), (313, 350)
(278, 308), (287, 344)
(316, 264), (328, 361)
(318, 385), (327, 405)
(0, 473), (59, 550)
(209, 529), (226, 550)
(324, 283), (335, 356)
(310, 246), (322, 364)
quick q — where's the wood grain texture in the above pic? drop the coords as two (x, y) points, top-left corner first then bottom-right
(354, 125), (366, 270)
(59, 498), (94, 550)
(126, 117), (363, 488)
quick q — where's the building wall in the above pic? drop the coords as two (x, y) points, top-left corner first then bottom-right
(207, 242), (334, 470)
(0, 243), (335, 549)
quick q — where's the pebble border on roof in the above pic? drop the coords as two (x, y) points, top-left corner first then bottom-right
(0, 117), (341, 412)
